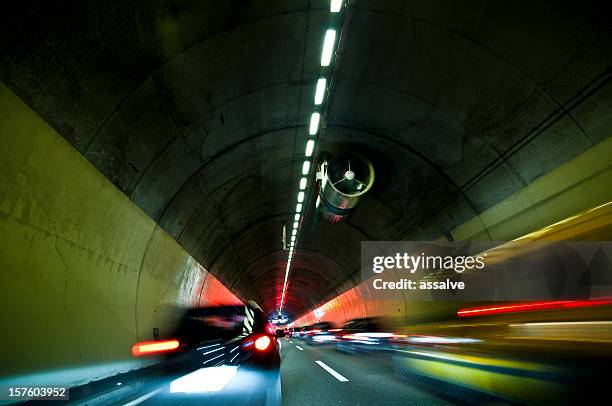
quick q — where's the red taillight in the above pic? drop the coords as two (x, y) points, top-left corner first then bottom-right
(131, 339), (180, 356)
(255, 335), (271, 351)
(457, 297), (612, 318)
(266, 324), (275, 335)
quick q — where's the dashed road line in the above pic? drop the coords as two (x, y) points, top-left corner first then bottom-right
(315, 360), (349, 382)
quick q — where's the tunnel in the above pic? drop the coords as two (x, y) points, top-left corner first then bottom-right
(1, 1), (612, 405)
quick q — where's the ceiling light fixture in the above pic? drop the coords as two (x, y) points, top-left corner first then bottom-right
(309, 112), (321, 135)
(321, 29), (337, 66)
(305, 140), (315, 157)
(314, 78), (327, 105)
(330, 0), (343, 13)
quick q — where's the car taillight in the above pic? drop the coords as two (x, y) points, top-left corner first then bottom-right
(131, 339), (180, 356)
(254, 335), (271, 351)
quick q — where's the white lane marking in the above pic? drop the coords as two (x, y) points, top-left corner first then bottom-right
(295, 345), (304, 351)
(315, 360), (349, 382)
(279, 340), (282, 350)
(289, 340), (294, 343)
(122, 387), (164, 405)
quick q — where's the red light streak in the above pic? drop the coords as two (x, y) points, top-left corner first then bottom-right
(131, 339), (180, 356)
(457, 298), (612, 318)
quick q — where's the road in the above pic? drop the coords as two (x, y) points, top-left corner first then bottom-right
(280, 338), (452, 406)
(113, 338), (453, 406)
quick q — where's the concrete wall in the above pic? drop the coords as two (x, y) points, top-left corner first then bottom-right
(295, 135), (612, 327)
(0, 82), (240, 386)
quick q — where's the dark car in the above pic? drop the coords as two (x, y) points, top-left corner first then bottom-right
(171, 302), (280, 368)
(131, 301), (281, 405)
(295, 325), (312, 339)
(335, 317), (394, 353)
(305, 322), (337, 345)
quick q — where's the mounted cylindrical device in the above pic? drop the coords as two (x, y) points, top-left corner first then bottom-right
(315, 153), (375, 223)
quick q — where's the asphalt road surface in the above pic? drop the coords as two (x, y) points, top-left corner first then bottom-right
(280, 338), (452, 406)
(116, 338), (453, 405)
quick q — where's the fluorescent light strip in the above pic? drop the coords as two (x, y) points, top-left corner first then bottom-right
(321, 29), (337, 66)
(309, 113), (320, 135)
(330, 0), (343, 13)
(305, 140), (315, 157)
(314, 78), (326, 105)
(280, 11), (345, 315)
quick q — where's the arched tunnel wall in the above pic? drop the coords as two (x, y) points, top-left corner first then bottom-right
(0, 82), (241, 386)
(294, 134), (612, 328)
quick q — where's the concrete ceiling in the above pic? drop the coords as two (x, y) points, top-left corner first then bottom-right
(1, 0), (611, 318)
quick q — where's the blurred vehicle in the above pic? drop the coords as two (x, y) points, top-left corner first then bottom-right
(391, 202), (612, 405)
(296, 325), (314, 340)
(335, 317), (400, 353)
(130, 301), (281, 405)
(305, 322), (338, 345)
(392, 300), (612, 405)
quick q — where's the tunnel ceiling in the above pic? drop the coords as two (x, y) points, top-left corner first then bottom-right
(1, 0), (611, 318)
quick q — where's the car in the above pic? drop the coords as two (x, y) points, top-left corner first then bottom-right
(294, 325), (311, 339)
(130, 301), (281, 405)
(305, 322), (337, 345)
(302, 324), (318, 339)
(335, 317), (395, 353)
